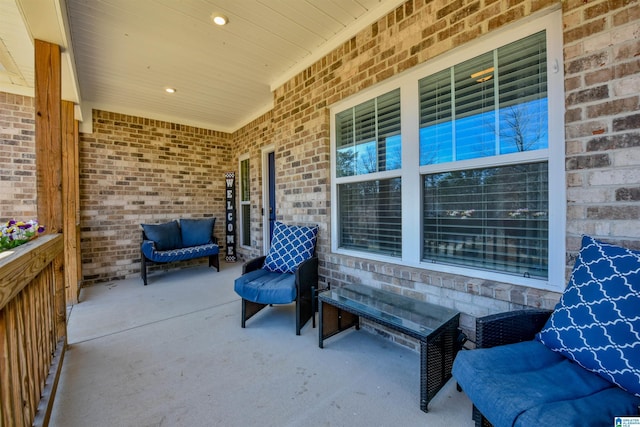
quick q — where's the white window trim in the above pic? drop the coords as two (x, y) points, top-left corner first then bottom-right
(238, 153), (251, 249)
(330, 8), (565, 292)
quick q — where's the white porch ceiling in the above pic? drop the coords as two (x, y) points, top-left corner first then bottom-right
(0, 0), (406, 133)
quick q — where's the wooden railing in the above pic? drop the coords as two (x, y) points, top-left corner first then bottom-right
(0, 234), (66, 427)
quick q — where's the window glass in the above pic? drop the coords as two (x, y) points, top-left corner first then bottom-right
(419, 31), (547, 165)
(419, 69), (452, 165)
(336, 89), (401, 177)
(497, 32), (548, 154)
(423, 162), (549, 278)
(339, 178), (401, 257)
(240, 158), (250, 247)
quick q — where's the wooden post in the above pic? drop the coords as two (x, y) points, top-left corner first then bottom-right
(62, 100), (80, 304)
(34, 39), (66, 336)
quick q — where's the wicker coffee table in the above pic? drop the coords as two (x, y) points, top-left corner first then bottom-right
(318, 284), (460, 413)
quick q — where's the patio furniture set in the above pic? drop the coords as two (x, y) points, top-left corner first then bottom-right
(140, 217), (220, 286)
(142, 219), (640, 424)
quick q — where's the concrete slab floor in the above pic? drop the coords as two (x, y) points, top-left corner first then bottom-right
(50, 261), (474, 427)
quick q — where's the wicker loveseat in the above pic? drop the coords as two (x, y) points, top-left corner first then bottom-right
(453, 236), (640, 427)
(140, 218), (219, 286)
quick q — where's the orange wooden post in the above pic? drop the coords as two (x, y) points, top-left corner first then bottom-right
(34, 38), (66, 343)
(62, 100), (80, 304)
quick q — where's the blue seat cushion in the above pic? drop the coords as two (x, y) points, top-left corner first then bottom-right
(263, 222), (318, 274)
(537, 235), (640, 397)
(234, 268), (296, 305)
(180, 217), (215, 247)
(141, 240), (218, 263)
(453, 340), (640, 427)
(142, 220), (182, 250)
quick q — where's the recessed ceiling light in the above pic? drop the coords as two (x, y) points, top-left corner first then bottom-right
(212, 14), (228, 25)
(165, 88), (176, 94)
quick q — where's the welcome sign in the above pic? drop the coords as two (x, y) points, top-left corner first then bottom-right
(225, 172), (237, 262)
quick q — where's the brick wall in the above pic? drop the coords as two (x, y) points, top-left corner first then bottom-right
(234, 0), (639, 345)
(79, 109), (231, 284)
(0, 92), (37, 221)
(563, 0), (640, 253)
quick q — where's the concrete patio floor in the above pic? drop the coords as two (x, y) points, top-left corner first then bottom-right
(49, 261), (474, 427)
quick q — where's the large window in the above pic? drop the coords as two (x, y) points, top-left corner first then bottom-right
(420, 31), (549, 278)
(331, 10), (565, 290)
(419, 32), (548, 166)
(335, 89), (402, 257)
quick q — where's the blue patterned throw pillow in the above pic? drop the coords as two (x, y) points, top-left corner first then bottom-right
(263, 222), (318, 274)
(537, 235), (640, 397)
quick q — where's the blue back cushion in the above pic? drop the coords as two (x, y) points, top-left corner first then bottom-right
(537, 235), (640, 397)
(263, 222), (318, 274)
(142, 220), (182, 250)
(180, 218), (215, 247)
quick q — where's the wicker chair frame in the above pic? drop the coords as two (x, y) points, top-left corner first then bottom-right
(471, 309), (553, 427)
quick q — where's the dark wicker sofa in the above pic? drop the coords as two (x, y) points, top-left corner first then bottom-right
(454, 309), (640, 427)
(453, 235), (640, 427)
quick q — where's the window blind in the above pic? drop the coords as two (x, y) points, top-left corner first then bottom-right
(422, 162), (549, 278)
(497, 31), (548, 154)
(336, 89), (401, 177)
(419, 31), (548, 164)
(339, 178), (402, 257)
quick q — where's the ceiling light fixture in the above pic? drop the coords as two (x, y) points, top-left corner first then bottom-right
(165, 88), (176, 94)
(470, 67), (494, 83)
(212, 14), (228, 25)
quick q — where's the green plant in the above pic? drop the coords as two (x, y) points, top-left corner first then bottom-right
(0, 219), (46, 251)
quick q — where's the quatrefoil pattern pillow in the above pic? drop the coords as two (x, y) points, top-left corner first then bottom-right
(537, 235), (640, 397)
(263, 222), (318, 274)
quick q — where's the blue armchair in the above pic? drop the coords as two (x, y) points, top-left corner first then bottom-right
(234, 222), (318, 335)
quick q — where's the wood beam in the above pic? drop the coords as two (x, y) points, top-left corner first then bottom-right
(35, 39), (62, 234)
(62, 100), (80, 304)
(34, 39), (66, 337)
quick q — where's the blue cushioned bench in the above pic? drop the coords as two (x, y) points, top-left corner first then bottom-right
(453, 236), (640, 427)
(140, 218), (219, 285)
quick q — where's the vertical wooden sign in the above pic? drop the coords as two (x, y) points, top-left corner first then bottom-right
(225, 172), (237, 262)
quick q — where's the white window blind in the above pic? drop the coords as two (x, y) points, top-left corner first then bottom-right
(336, 89), (401, 177)
(339, 178), (401, 256)
(335, 88), (402, 257)
(419, 31), (548, 164)
(423, 162), (548, 278)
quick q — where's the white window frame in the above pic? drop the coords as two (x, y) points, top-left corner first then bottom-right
(330, 8), (565, 291)
(238, 153), (251, 249)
